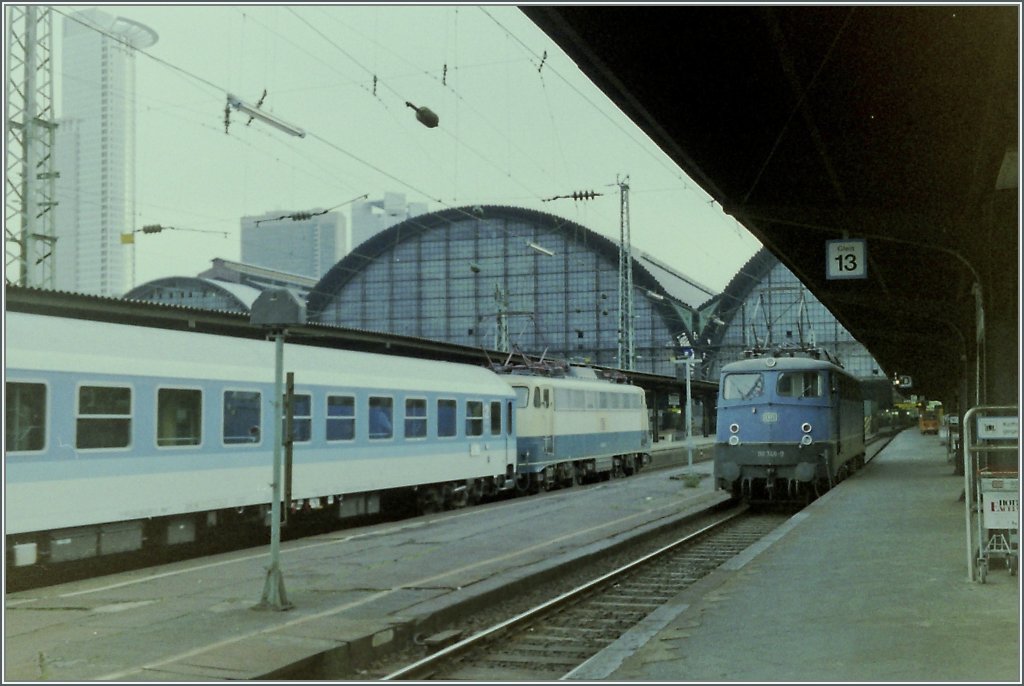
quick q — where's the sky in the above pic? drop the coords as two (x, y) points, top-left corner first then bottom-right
(47, 3), (762, 293)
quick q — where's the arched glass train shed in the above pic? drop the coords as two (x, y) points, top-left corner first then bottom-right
(123, 277), (262, 313)
(308, 205), (713, 377)
(700, 248), (887, 380)
(699, 248), (896, 433)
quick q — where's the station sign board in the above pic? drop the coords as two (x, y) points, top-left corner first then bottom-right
(826, 238), (867, 280)
(977, 416), (1019, 440)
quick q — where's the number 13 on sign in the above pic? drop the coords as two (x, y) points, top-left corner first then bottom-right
(826, 239), (867, 280)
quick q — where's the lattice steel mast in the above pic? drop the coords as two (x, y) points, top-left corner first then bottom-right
(617, 174), (634, 371)
(5, 5), (58, 288)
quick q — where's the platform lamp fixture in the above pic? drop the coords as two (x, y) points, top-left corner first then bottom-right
(250, 288), (306, 612)
(675, 345), (697, 472)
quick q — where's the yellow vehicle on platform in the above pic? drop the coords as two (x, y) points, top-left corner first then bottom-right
(918, 402), (943, 435)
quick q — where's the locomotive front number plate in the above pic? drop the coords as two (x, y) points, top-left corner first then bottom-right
(761, 412), (778, 423)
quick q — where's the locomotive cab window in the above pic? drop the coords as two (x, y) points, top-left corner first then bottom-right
(6, 381), (46, 452)
(722, 373), (764, 400)
(157, 388), (201, 447)
(513, 386), (529, 409)
(776, 372), (823, 398)
(77, 385), (131, 449)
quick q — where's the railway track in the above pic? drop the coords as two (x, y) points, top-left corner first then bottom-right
(381, 508), (790, 681)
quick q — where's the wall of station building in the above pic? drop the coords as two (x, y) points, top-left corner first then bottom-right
(309, 206), (696, 377)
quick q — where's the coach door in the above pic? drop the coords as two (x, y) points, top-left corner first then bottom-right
(537, 385), (554, 456)
(489, 398), (510, 462)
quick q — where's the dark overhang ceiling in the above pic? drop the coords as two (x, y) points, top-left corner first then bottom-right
(523, 5), (1019, 400)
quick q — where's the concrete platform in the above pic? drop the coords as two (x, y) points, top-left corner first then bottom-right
(4, 440), (724, 681)
(578, 429), (1021, 682)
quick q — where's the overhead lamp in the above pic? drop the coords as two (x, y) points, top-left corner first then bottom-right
(227, 93), (306, 138)
(644, 289), (665, 301)
(526, 241), (554, 256)
(405, 101), (439, 128)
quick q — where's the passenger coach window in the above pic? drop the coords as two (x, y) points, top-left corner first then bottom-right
(6, 382), (45, 452)
(438, 399), (457, 437)
(722, 373), (764, 400)
(224, 390), (261, 444)
(777, 372), (823, 398)
(77, 385), (131, 449)
(286, 394), (312, 443)
(466, 401), (484, 436)
(369, 397), (393, 439)
(326, 395), (355, 441)
(490, 400), (502, 435)
(405, 398), (427, 438)
(157, 388), (201, 447)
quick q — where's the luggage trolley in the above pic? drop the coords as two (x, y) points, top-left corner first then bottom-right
(962, 406), (1019, 583)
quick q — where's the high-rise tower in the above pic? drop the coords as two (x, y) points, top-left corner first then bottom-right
(240, 210), (347, 280)
(54, 9), (156, 296)
(350, 192), (427, 252)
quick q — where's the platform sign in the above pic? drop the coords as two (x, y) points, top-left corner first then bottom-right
(977, 416), (1019, 440)
(826, 239), (867, 280)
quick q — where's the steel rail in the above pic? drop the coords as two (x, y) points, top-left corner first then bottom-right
(382, 504), (750, 680)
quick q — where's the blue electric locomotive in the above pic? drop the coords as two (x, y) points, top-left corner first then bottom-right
(713, 348), (866, 502)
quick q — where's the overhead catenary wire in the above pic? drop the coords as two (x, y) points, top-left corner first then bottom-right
(479, 7), (751, 238)
(288, 6), (556, 207)
(54, 5), (671, 230)
(52, 5), (755, 294)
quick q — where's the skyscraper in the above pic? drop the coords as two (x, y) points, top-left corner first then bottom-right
(350, 192), (427, 252)
(240, 210), (347, 279)
(54, 9), (156, 296)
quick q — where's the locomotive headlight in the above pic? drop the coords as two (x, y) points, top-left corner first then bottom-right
(728, 435), (740, 446)
(800, 434), (813, 446)
(801, 422), (812, 433)
(729, 423), (740, 434)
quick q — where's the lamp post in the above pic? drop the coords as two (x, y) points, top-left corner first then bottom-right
(676, 349), (695, 471)
(250, 288), (305, 611)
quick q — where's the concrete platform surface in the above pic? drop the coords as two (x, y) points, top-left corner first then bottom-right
(584, 429), (1021, 683)
(4, 440), (723, 681)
